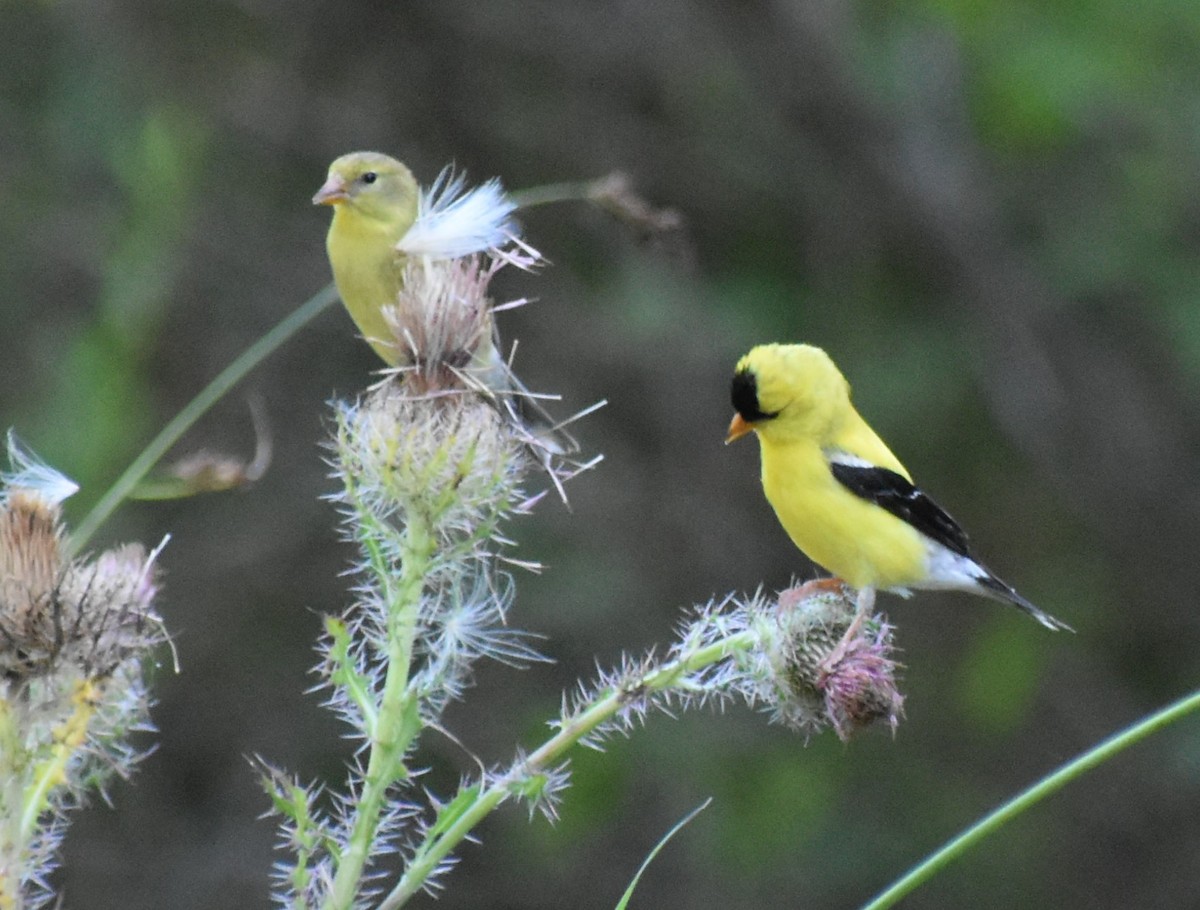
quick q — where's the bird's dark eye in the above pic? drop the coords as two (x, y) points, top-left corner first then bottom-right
(361, 172), (378, 184)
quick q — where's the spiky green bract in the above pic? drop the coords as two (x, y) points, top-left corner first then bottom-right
(330, 383), (545, 724)
(0, 449), (166, 910)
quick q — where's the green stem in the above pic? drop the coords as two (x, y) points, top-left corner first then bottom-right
(69, 284), (339, 556)
(860, 687), (1200, 910)
(0, 694), (24, 905)
(324, 515), (437, 910)
(22, 682), (97, 840)
(378, 630), (755, 909)
(510, 178), (605, 210)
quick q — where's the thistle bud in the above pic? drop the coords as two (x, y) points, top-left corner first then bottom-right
(738, 584), (904, 741)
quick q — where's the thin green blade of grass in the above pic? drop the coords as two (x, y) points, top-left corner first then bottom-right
(861, 687), (1200, 910)
(615, 797), (712, 910)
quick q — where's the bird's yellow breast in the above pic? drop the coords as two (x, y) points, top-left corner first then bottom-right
(326, 207), (407, 365)
(758, 435), (927, 590)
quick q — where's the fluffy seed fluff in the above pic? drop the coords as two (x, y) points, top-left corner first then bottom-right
(1, 431), (80, 506)
(398, 168), (520, 261)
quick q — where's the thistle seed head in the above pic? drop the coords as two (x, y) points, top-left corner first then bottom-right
(383, 256), (497, 391)
(0, 490), (163, 681)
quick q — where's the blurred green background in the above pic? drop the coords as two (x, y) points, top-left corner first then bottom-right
(4, 0), (1200, 907)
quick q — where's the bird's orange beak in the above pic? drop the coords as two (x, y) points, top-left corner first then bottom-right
(313, 174), (349, 206)
(725, 413), (755, 444)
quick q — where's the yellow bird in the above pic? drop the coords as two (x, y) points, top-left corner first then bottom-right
(726, 343), (1070, 631)
(314, 151), (575, 455)
(313, 152), (421, 365)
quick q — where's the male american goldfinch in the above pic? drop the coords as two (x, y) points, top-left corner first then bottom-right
(313, 151), (575, 455)
(725, 343), (1070, 631)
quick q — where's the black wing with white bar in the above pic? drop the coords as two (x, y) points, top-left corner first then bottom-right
(829, 457), (971, 557)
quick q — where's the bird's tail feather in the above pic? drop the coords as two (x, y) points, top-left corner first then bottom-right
(977, 575), (1074, 632)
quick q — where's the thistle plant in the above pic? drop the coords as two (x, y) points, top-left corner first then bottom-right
(261, 237), (904, 909)
(0, 435), (166, 910)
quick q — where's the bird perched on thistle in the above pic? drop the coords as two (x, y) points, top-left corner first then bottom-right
(726, 343), (1071, 631)
(313, 151), (575, 455)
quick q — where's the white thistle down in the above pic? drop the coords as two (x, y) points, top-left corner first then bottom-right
(397, 167), (531, 262)
(1, 430), (79, 506)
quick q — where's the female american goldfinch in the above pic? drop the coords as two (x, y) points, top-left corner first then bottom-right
(313, 151), (575, 455)
(726, 343), (1070, 632)
(313, 151), (520, 365)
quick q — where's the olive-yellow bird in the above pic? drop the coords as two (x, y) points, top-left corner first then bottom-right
(313, 151), (515, 364)
(726, 343), (1070, 631)
(314, 151), (574, 454)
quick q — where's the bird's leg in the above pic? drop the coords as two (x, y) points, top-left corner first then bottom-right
(852, 586), (876, 630)
(823, 586), (877, 670)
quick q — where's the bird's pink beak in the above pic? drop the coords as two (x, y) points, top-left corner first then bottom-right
(313, 174), (349, 206)
(725, 413), (755, 444)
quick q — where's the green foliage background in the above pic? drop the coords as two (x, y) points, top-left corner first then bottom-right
(3, 1), (1199, 907)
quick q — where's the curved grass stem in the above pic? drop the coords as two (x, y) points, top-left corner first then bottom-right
(860, 687), (1200, 910)
(69, 285), (339, 555)
(509, 178), (605, 210)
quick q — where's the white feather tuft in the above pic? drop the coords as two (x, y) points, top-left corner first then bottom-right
(2, 430), (79, 505)
(397, 167), (519, 259)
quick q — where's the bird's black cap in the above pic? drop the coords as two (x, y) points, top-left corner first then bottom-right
(730, 367), (778, 423)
